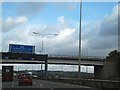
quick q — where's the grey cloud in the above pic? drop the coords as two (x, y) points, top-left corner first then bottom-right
(82, 21), (101, 41)
(99, 5), (118, 36)
(87, 36), (118, 50)
(82, 4), (118, 56)
(100, 15), (118, 36)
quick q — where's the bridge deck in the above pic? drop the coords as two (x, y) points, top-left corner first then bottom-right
(1, 58), (104, 66)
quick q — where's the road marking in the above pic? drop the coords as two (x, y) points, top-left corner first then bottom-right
(12, 82), (14, 88)
(50, 87), (54, 90)
(33, 82), (36, 84)
(40, 84), (43, 87)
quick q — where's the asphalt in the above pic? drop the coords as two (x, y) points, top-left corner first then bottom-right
(2, 77), (99, 90)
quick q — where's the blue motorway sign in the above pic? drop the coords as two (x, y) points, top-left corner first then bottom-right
(9, 44), (35, 53)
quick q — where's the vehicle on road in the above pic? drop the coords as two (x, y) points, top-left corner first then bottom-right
(19, 73), (32, 86)
(2, 66), (13, 81)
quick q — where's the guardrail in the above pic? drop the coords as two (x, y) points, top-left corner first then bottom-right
(48, 54), (106, 60)
(39, 77), (120, 89)
(79, 79), (120, 89)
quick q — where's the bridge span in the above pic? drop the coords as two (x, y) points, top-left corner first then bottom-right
(0, 52), (106, 78)
(48, 55), (105, 66)
(1, 54), (105, 66)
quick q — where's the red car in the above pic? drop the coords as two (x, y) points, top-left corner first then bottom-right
(19, 73), (32, 86)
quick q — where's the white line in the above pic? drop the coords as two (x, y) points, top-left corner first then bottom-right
(40, 84), (43, 87)
(12, 83), (14, 88)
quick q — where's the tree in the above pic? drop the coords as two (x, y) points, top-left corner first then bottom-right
(107, 50), (120, 78)
(108, 50), (118, 57)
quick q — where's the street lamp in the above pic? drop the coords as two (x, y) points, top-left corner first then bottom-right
(33, 32), (58, 54)
(78, 0), (82, 78)
(33, 32), (58, 76)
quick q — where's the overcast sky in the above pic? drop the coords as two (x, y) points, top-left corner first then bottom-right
(1, 2), (119, 56)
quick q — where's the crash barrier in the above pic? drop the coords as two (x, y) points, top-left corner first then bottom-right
(38, 77), (120, 89)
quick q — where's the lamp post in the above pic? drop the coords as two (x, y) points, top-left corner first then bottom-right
(33, 32), (58, 54)
(78, 0), (82, 78)
(33, 32), (58, 76)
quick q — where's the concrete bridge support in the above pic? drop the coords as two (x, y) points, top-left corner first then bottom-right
(44, 58), (48, 77)
(94, 65), (104, 79)
(94, 59), (119, 79)
(102, 60), (119, 79)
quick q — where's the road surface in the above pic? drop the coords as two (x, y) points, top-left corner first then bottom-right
(2, 77), (99, 90)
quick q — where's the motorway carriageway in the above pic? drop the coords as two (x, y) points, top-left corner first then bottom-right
(2, 77), (99, 90)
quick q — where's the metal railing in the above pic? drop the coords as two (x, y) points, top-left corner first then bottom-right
(48, 54), (106, 60)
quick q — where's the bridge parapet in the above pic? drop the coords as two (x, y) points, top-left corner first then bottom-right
(48, 54), (106, 60)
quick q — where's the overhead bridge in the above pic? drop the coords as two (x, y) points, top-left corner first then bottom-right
(48, 55), (105, 66)
(0, 53), (105, 66)
(0, 52), (107, 78)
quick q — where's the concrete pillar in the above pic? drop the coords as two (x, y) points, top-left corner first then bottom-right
(94, 65), (104, 79)
(44, 57), (48, 77)
(102, 60), (118, 79)
(94, 58), (119, 79)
